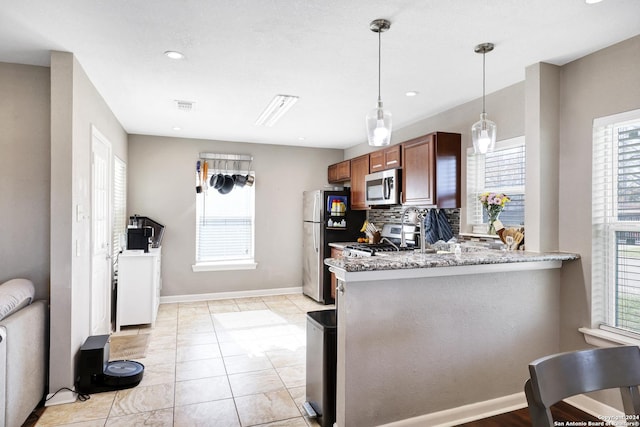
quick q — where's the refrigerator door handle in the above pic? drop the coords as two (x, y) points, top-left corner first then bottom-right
(313, 222), (319, 252)
(314, 192), (321, 223)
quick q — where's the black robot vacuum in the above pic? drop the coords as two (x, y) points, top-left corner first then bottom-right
(76, 334), (144, 394)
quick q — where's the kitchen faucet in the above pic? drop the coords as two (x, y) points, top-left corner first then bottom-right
(400, 206), (429, 253)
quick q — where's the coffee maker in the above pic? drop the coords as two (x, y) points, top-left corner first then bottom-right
(127, 215), (164, 252)
(127, 227), (153, 252)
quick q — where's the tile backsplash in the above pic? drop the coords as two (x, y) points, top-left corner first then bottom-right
(367, 206), (460, 237)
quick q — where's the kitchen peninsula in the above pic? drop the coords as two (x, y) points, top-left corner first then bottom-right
(325, 248), (578, 427)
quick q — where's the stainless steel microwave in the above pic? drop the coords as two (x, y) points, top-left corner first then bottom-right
(365, 169), (400, 206)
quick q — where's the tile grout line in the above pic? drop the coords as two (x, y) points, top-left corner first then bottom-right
(211, 299), (244, 426)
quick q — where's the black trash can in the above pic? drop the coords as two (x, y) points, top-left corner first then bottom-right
(305, 309), (337, 427)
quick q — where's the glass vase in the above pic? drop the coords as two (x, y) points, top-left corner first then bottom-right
(488, 211), (501, 235)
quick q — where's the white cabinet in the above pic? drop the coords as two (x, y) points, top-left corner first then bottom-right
(116, 248), (161, 331)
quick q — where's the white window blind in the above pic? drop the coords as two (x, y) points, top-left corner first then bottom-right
(467, 136), (526, 228)
(593, 108), (640, 334)
(112, 156), (127, 261)
(195, 170), (255, 263)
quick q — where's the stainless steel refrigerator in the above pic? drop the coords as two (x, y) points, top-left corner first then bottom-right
(302, 190), (365, 303)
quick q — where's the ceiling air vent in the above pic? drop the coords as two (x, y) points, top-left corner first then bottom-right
(175, 100), (195, 112)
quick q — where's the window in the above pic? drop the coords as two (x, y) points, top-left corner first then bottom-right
(194, 167), (256, 270)
(112, 156), (126, 260)
(592, 108), (640, 335)
(467, 136), (526, 230)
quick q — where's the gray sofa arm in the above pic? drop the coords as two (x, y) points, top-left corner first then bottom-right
(0, 300), (48, 427)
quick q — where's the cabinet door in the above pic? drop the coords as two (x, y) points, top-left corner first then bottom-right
(328, 160), (351, 183)
(369, 150), (385, 173)
(328, 164), (338, 183)
(384, 145), (402, 169)
(337, 160), (351, 180)
(350, 154), (370, 210)
(402, 134), (435, 206)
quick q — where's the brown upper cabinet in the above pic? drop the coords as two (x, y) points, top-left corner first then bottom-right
(401, 132), (461, 208)
(369, 145), (402, 173)
(350, 154), (370, 210)
(328, 160), (351, 183)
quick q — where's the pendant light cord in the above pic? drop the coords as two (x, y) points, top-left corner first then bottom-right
(482, 51), (486, 114)
(377, 29), (382, 102)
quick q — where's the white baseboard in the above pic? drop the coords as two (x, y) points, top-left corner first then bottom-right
(564, 394), (623, 420)
(372, 392), (623, 427)
(159, 286), (303, 304)
(377, 392), (528, 427)
(45, 389), (76, 406)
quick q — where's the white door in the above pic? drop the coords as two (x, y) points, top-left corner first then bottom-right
(91, 126), (112, 335)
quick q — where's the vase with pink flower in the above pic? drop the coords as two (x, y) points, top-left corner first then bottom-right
(479, 192), (510, 234)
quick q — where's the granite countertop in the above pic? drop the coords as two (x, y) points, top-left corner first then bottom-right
(325, 246), (580, 273)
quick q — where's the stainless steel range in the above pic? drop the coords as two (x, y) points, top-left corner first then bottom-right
(343, 223), (418, 257)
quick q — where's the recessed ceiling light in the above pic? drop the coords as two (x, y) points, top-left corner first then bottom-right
(405, 91), (419, 97)
(585, 0), (603, 3)
(172, 126), (181, 131)
(298, 137), (306, 141)
(164, 50), (185, 60)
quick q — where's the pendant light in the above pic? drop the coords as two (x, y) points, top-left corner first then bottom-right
(471, 42), (496, 155)
(366, 19), (392, 147)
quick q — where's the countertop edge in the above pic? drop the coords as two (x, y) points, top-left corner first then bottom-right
(325, 250), (579, 282)
(329, 259), (565, 282)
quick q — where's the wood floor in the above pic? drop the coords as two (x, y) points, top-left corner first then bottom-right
(458, 401), (604, 426)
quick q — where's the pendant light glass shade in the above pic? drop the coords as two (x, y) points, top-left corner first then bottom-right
(366, 99), (392, 146)
(472, 112), (496, 154)
(366, 19), (392, 147)
(472, 43), (496, 155)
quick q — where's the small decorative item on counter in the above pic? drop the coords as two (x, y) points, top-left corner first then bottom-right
(498, 226), (524, 250)
(454, 244), (462, 258)
(479, 192), (510, 234)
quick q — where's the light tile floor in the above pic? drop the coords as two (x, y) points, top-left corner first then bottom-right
(34, 294), (332, 427)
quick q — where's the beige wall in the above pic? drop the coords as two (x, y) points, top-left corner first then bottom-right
(557, 35), (640, 407)
(49, 51), (127, 396)
(0, 62), (51, 299)
(127, 135), (343, 297)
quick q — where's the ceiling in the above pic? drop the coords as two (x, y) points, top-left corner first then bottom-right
(1, 1), (639, 149)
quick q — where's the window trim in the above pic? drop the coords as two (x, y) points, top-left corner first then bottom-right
(587, 108), (640, 346)
(192, 260), (258, 272)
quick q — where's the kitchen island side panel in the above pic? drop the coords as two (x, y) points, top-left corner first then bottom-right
(336, 268), (561, 427)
